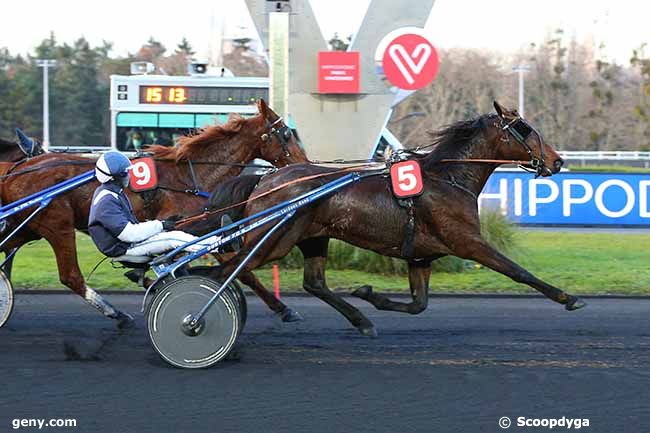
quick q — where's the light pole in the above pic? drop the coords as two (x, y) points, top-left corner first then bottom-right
(35, 59), (57, 150)
(512, 64), (530, 118)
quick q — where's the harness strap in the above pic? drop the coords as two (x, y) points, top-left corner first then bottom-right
(187, 160), (201, 194)
(397, 197), (416, 258)
(431, 177), (478, 200)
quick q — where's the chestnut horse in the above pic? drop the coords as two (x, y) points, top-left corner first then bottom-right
(186, 102), (586, 336)
(0, 100), (307, 327)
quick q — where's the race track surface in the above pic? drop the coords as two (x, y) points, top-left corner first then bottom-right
(1, 293), (649, 433)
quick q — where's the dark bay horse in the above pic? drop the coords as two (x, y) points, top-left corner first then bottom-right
(186, 102), (586, 336)
(0, 132), (43, 162)
(0, 100), (308, 327)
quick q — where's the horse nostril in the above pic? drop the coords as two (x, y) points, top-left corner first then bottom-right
(554, 159), (564, 172)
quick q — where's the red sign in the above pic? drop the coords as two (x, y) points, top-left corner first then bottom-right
(381, 32), (439, 90)
(390, 160), (424, 198)
(318, 51), (360, 94)
(129, 157), (158, 192)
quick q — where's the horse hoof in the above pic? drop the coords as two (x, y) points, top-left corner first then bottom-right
(358, 325), (378, 338)
(566, 297), (587, 311)
(280, 307), (304, 323)
(351, 285), (372, 299)
(116, 312), (135, 329)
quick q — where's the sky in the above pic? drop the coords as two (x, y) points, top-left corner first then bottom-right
(0, 0), (648, 64)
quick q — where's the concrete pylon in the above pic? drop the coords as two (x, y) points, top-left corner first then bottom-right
(245, 0), (435, 160)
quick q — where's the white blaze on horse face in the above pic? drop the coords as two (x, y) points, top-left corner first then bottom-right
(84, 287), (117, 318)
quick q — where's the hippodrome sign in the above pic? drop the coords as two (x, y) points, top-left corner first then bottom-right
(318, 51), (360, 94)
(376, 27), (440, 90)
(129, 157), (158, 192)
(479, 172), (650, 226)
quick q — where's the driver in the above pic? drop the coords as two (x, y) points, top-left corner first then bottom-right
(88, 150), (226, 258)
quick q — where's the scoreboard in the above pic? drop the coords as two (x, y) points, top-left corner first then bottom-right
(139, 85), (268, 106)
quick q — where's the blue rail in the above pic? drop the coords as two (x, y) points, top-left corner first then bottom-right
(0, 170), (96, 221)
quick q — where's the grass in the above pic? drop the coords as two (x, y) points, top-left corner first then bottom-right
(9, 231), (650, 295)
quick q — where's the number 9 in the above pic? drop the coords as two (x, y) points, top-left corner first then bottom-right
(131, 161), (151, 185)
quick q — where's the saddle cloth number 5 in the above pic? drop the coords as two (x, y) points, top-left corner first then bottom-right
(390, 160), (424, 198)
(129, 157), (158, 192)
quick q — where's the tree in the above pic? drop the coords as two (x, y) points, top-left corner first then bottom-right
(136, 37), (166, 62)
(586, 45), (620, 150)
(175, 37), (195, 56)
(328, 33), (351, 51)
(630, 44), (650, 149)
(51, 37), (105, 147)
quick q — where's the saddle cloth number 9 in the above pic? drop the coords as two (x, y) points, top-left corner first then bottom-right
(390, 160), (424, 198)
(129, 157), (158, 192)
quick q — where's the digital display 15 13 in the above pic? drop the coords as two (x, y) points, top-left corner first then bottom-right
(139, 86), (268, 105)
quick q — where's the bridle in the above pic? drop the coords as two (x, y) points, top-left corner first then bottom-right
(499, 115), (547, 177)
(260, 116), (293, 162)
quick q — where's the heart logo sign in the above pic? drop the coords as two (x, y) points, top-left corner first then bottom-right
(388, 43), (432, 85)
(376, 28), (439, 90)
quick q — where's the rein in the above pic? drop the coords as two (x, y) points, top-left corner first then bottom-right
(176, 163), (386, 228)
(0, 158), (275, 181)
(439, 158), (532, 165)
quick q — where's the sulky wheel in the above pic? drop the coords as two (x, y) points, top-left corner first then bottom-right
(226, 280), (247, 333)
(0, 269), (13, 328)
(147, 276), (240, 369)
(187, 265), (247, 332)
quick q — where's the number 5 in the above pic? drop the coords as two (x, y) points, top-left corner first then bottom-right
(390, 160), (423, 198)
(397, 165), (417, 191)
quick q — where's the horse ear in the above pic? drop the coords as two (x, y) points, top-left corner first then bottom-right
(493, 101), (506, 118)
(15, 128), (34, 155)
(258, 98), (269, 117)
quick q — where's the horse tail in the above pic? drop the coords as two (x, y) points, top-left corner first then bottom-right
(209, 174), (262, 219)
(182, 175), (263, 235)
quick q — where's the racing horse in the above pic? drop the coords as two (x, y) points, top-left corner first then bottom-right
(185, 102), (586, 336)
(0, 100), (307, 327)
(0, 130), (44, 243)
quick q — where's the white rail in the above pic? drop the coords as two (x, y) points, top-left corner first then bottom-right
(559, 151), (650, 161)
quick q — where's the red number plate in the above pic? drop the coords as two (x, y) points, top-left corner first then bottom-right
(390, 160), (424, 198)
(129, 157), (158, 192)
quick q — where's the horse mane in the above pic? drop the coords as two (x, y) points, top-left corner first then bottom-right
(146, 114), (261, 162)
(423, 114), (495, 169)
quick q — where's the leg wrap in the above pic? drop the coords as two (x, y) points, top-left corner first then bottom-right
(84, 287), (118, 318)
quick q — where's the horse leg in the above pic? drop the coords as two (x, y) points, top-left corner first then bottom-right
(298, 238), (377, 336)
(351, 261), (431, 314)
(455, 236), (586, 310)
(43, 231), (135, 328)
(237, 270), (303, 322)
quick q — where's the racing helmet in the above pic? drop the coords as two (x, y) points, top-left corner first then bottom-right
(95, 151), (132, 187)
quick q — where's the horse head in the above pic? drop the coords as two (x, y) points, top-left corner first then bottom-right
(15, 128), (45, 158)
(255, 99), (308, 166)
(492, 101), (563, 177)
